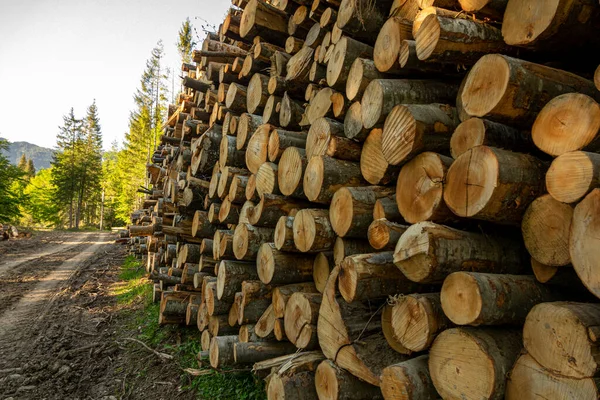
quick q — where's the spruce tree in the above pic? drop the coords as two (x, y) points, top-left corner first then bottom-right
(17, 154), (28, 171)
(0, 137), (25, 222)
(26, 159), (35, 177)
(79, 100), (103, 226)
(177, 18), (196, 64)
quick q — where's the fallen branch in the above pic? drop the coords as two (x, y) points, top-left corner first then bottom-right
(123, 338), (174, 361)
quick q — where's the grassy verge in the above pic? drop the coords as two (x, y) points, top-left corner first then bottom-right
(114, 255), (266, 400)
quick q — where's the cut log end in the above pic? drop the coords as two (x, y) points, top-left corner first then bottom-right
(313, 252), (331, 293)
(278, 147), (305, 196)
(546, 151), (600, 204)
(438, 272), (482, 326)
(450, 117), (487, 159)
(460, 54), (510, 119)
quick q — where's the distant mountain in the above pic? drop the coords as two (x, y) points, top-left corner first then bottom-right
(2, 141), (54, 170)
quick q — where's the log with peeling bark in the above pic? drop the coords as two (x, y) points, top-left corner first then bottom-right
(330, 186), (395, 238)
(523, 302), (600, 379)
(396, 152), (454, 224)
(381, 103), (459, 166)
(450, 117), (533, 159)
(444, 146), (547, 224)
(318, 266), (412, 386)
(460, 54), (600, 127)
(394, 221), (527, 283)
(315, 359), (383, 400)
(429, 327), (522, 400)
(381, 355), (439, 400)
(506, 353), (600, 400)
(521, 194), (573, 267)
(367, 219), (407, 250)
(441, 272), (562, 326)
(257, 242), (316, 284)
(532, 93), (600, 156)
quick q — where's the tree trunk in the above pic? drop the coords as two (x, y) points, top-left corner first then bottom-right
(284, 292), (322, 348)
(307, 117), (362, 162)
(444, 146), (547, 224)
(394, 221), (528, 283)
(429, 327), (522, 400)
(272, 283), (318, 319)
(326, 37), (374, 90)
(216, 260), (258, 302)
(523, 301), (600, 379)
(234, 342), (298, 364)
(277, 147), (307, 198)
(209, 335), (239, 368)
(293, 209), (336, 252)
(237, 113), (263, 150)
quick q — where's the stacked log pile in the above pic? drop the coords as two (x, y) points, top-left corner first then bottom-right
(127, 0), (600, 398)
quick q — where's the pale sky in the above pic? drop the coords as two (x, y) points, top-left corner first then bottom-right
(0, 0), (230, 150)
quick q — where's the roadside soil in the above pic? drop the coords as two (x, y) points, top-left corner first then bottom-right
(0, 231), (197, 400)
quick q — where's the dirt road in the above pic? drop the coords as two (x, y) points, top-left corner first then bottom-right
(0, 232), (197, 400)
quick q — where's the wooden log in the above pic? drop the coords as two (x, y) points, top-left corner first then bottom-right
(228, 174), (249, 204)
(236, 113), (263, 150)
(415, 15), (510, 64)
(318, 266), (411, 386)
(450, 117), (534, 159)
(523, 302), (600, 379)
(381, 356), (439, 400)
(268, 129), (307, 162)
(257, 242), (316, 284)
(247, 73), (270, 114)
(249, 193), (311, 227)
(442, 272), (562, 326)
(506, 353), (600, 400)
(229, 292), (243, 327)
(201, 330), (212, 351)
(206, 281), (234, 316)
(305, 23), (327, 49)
(326, 37), (374, 90)
(240, 0), (289, 46)
(339, 252), (434, 302)
(274, 215), (296, 252)
(239, 297), (271, 325)
(429, 327), (522, 400)
(367, 219), (407, 250)
(336, 0), (395, 45)
(522, 194), (573, 267)
(502, 0), (600, 50)
(389, 293), (450, 353)
(547, 151), (600, 204)
(315, 359), (383, 400)
(218, 166), (248, 200)
(279, 92), (305, 129)
(209, 314), (238, 336)
(306, 117), (361, 162)
(532, 93), (600, 156)
(346, 58), (386, 102)
(256, 162), (280, 196)
(234, 342), (297, 364)
(268, 76), (306, 99)
(330, 186), (395, 238)
(394, 221), (527, 284)
(209, 335), (239, 368)
(278, 147), (307, 198)
(284, 292), (322, 349)
(220, 136), (246, 169)
(286, 36), (305, 54)
(272, 282), (318, 319)
(192, 210), (219, 238)
(306, 87), (336, 124)
(362, 79), (457, 130)
(312, 252), (333, 294)
(359, 128), (401, 187)
(267, 370), (319, 400)
(396, 152), (454, 224)
(460, 54), (600, 127)
(245, 124), (271, 174)
(255, 304), (277, 338)
(224, 83), (247, 114)
(333, 237), (374, 265)
(293, 209), (336, 252)
(344, 102), (370, 142)
(381, 103), (459, 166)
(216, 260), (258, 302)
(262, 95), (281, 126)
(304, 156), (367, 204)
(233, 223), (274, 260)
(444, 146), (547, 224)
(373, 17), (413, 73)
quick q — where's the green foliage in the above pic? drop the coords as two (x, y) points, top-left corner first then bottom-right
(177, 18), (197, 64)
(187, 370), (266, 400)
(20, 168), (62, 227)
(0, 137), (26, 223)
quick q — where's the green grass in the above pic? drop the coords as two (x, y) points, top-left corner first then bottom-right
(116, 255), (266, 400)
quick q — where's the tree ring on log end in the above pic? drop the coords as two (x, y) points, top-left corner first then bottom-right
(440, 271), (483, 326)
(461, 54), (510, 119)
(303, 156), (325, 202)
(546, 151), (597, 204)
(330, 187), (353, 237)
(502, 0), (560, 46)
(450, 118), (486, 159)
(278, 147), (304, 196)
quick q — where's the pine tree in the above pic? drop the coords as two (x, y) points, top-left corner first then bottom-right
(177, 18), (196, 64)
(26, 159), (35, 177)
(17, 154), (28, 171)
(78, 100), (103, 227)
(51, 108), (83, 228)
(0, 137), (25, 223)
